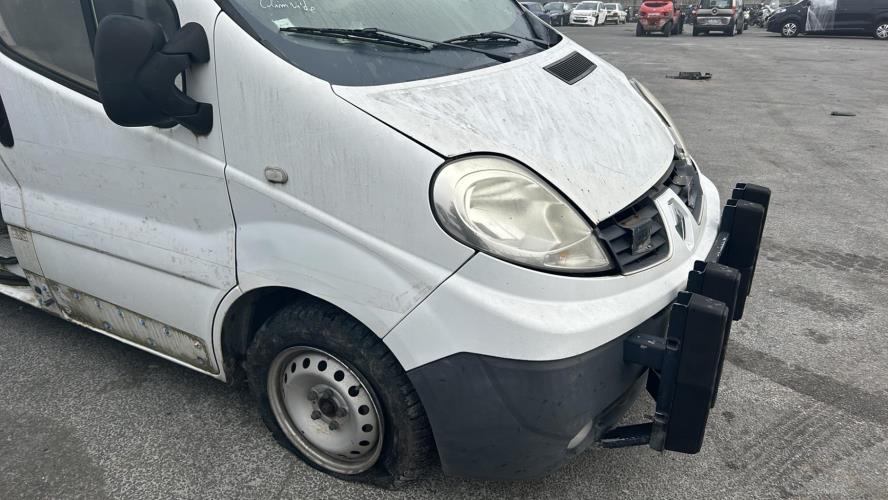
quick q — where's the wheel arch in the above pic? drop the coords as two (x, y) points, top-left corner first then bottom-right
(215, 285), (403, 384)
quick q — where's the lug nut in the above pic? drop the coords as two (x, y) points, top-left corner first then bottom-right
(328, 421), (339, 431)
(307, 390), (318, 402)
(311, 410), (321, 420)
(336, 408), (348, 418)
(323, 389), (334, 399)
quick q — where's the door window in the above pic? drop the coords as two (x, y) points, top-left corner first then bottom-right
(0, 0), (179, 96)
(0, 1), (95, 88)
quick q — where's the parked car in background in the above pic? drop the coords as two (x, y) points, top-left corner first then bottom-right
(604, 3), (629, 23)
(637, 0), (684, 35)
(571, 1), (608, 25)
(767, 0), (888, 39)
(693, 0), (745, 36)
(544, 2), (574, 25)
(522, 2), (556, 24)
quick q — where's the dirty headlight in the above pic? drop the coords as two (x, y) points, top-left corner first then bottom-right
(431, 156), (612, 274)
(630, 78), (690, 157)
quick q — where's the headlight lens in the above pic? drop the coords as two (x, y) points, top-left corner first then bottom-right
(432, 156), (612, 274)
(630, 78), (689, 157)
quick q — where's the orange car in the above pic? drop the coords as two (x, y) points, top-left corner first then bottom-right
(636, 0), (684, 36)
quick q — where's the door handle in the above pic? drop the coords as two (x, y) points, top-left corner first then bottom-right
(0, 93), (13, 148)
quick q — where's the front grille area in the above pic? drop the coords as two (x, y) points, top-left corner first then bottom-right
(595, 155), (703, 274)
(597, 197), (670, 273)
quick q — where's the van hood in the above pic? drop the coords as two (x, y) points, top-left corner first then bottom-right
(332, 40), (675, 223)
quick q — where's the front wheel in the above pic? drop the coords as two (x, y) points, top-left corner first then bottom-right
(246, 299), (435, 486)
(874, 21), (888, 39)
(781, 20), (800, 37)
(636, 22), (644, 36)
(663, 21), (672, 37)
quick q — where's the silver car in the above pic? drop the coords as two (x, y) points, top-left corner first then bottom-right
(693, 0), (746, 35)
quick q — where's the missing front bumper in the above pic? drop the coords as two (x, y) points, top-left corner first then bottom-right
(600, 182), (771, 454)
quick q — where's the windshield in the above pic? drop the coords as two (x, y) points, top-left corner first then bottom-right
(224, 0), (556, 86)
(605, 3), (619, 8)
(522, 3), (545, 13)
(576, 2), (600, 9)
(544, 2), (566, 9)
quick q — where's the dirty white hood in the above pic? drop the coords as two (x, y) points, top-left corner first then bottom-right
(333, 40), (676, 223)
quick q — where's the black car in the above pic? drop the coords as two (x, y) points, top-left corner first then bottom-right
(768, 0), (888, 39)
(521, 2), (556, 24)
(544, 1), (574, 25)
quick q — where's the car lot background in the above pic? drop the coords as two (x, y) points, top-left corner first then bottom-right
(1, 26), (887, 500)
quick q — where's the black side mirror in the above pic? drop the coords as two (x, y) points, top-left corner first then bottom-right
(94, 15), (213, 135)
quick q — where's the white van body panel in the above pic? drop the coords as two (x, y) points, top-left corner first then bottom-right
(0, 2), (232, 374)
(0, 154), (23, 228)
(386, 174), (721, 370)
(333, 41), (675, 224)
(213, 15), (474, 337)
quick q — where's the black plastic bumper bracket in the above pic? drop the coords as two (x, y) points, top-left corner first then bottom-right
(686, 261), (742, 408)
(617, 291), (730, 453)
(715, 184), (771, 319)
(600, 182), (769, 454)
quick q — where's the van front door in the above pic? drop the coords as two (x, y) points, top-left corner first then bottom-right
(0, 0), (234, 374)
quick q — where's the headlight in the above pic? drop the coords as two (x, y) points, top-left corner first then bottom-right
(431, 156), (612, 274)
(630, 78), (690, 157)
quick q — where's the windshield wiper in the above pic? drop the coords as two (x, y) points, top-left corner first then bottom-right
(280, 27), (512, 63)
(446, 31), (550, 49)
(280, 27), (431, 52)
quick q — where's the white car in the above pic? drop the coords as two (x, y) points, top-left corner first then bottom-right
(570, 0), (608, 25)
(0, 0), (770, 486)
(604, 3), (628, 23)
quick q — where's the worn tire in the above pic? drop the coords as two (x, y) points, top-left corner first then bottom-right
(245, 298), (435, 488)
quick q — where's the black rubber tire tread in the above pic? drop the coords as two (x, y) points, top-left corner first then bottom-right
(245, 298), (436, 488)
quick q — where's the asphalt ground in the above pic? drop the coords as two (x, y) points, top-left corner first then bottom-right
(1, 24), (887, 500)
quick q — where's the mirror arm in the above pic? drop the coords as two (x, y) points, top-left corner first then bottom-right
(138, 23), (213, 136)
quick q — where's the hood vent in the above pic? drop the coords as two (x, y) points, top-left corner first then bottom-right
(544, 52), (597, 85)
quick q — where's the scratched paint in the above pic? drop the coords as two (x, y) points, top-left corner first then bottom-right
(334, 39), (676, 224)
(48, 280), (219, 373)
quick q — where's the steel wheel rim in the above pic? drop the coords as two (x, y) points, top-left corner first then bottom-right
(877, 24), (888, 39)
(783, 22), (797, 36)
(267, 346), (384, 475)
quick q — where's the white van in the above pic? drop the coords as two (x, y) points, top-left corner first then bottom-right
(0, 0), (771, 486)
